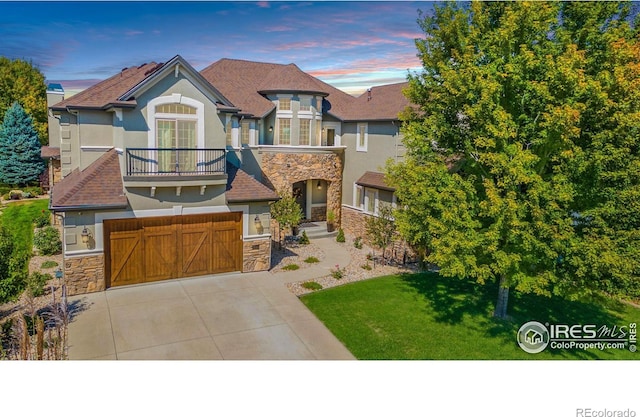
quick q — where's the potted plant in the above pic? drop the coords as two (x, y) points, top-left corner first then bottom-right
(326, 209), (335, 232)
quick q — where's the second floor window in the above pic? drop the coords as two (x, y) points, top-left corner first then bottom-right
(278, 119), (291, 145)
(279, 98), (291, 111)
(225, 117), (233, 147)
(241, 120), (250, 146)
(299, 119), (310, 145)
(357, 123), (368, 152)
(300, 97), (311, 112)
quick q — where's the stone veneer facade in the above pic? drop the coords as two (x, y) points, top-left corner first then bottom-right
(64, 254), (105, 296)
(341, 206), (417, 264)
(243, 239), (271, 272)
(261, 151), (343, 228)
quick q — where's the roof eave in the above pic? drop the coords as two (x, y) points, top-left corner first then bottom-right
(257, 89), (329, 97)
(49, 202), (128, 212)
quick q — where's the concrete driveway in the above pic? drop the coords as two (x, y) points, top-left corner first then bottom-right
(67, 270), (354, 360)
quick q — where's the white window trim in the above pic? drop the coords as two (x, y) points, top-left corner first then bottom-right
(147, 94), (205, 150)
(277, 94), (293, 113)
(275, 116), (293, 146)
(356, 123), (368, 152)
(298, 118), (312, 146)
(298, 95), (313, 115)
(353, 183), (363, 210)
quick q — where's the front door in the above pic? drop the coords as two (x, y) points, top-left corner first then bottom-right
(326, 128), (335, 146)
(292, 181), (307, 220)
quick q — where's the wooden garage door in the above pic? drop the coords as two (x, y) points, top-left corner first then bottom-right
(104, 213), (243, 288)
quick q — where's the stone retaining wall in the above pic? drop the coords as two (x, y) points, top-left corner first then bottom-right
(243, 239), (271, 272)
(64, 254), (105, 296)
(341, 206), (417, 264)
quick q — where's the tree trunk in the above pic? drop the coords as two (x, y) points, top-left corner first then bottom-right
(493, 275), (509, 319)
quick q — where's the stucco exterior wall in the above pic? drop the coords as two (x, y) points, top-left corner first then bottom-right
(341, 121), (404, 207)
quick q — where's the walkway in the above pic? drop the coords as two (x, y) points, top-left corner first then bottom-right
(67, 237), (355, 360)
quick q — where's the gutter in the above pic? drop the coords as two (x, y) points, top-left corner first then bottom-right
(49, 203), (129, 212)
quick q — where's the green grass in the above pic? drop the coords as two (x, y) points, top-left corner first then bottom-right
(282, 263), (300, 271)
(0, 199), (50, 254)
(300, 272), (640, 359)
(41, 260), (58, 269)
(302, 281), (323, 291)
(304, 256), (320, 264)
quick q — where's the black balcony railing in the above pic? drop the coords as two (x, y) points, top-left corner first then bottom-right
(126, 148), (226, 176)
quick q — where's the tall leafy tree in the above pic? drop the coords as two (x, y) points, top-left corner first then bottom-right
(0, 102), (45, 187)
(558, 2), (640, 300)
(0, 57), (48, 145)
(270, 191), (302, 250)
(388, 1), (639, 318)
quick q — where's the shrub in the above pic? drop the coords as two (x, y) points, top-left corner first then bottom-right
(361, 263), (372, 271)
(26, 271), (50, 297)
(330, 264), (344, 279)
(22, 186), (42, 197)
(299, 230), (310, 245)
(353, 236), (363, 249)
(304, 256), (320, 264)
(34, 210), (51, 228)
(33, 226), (61, 256)
(9, 190), (23, 200)
(302, 281), (323, 291)
(282, 263), (300, 271)
(336, 228), (345, 243)
(40, 260), (58, 269)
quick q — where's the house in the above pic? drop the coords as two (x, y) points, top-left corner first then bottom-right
(48, 55), (409, 295)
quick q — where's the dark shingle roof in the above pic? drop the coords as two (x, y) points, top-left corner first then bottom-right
(356, 171), (395, 192)
(50, 149), (128, 210)
(226, 163), (279, 203)
(50, 62), (164, 110)
(200, 58), (356, 120)
(344, 82), (411, 121)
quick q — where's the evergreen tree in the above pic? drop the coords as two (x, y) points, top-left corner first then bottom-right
(0, 57), (48, 145)
(0, 102), (45, 187)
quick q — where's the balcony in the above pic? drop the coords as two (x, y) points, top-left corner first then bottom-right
(124, 148), (228, 191)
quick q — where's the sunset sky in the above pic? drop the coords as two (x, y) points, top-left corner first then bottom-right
(1, 1), (434, 96)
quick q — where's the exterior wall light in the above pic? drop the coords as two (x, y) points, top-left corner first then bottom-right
(81, 226), (92, 246)
(254, 215), (264, 235)
(269, 126), (273, 132)
(317, 181), (322, 190)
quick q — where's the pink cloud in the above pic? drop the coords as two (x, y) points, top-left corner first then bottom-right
(256, 1), (270, 8)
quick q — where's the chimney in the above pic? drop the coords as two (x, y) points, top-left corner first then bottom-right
(367, 88), (372, 101)
(46, 83), (65, 107)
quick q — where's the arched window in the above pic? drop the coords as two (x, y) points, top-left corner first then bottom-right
(147, 94), (204, 173)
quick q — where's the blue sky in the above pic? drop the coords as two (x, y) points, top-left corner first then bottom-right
(1, 1), (434, 96)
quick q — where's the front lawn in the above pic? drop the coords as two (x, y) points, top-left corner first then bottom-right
(0, 199), (50, 254)
(300, 273), (640, 359)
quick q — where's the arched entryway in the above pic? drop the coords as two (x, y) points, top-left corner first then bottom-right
(293, 179), (328, 221)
